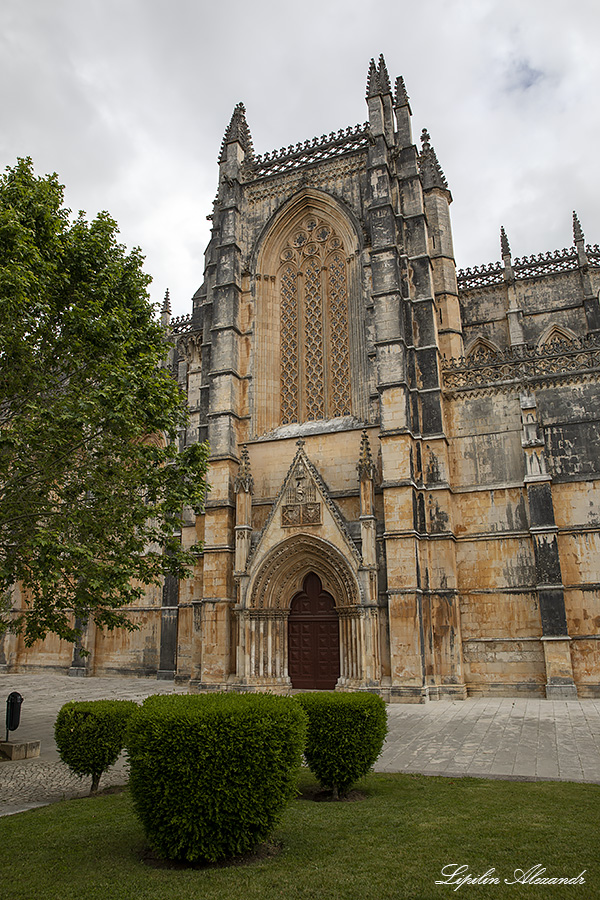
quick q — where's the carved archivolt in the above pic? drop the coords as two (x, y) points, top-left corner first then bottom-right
(247, 534), (360, 611)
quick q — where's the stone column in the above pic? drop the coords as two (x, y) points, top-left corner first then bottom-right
(68, 615), (94, 677)
(242, 610), (290, 691)
(357, 430), (377, 568)
(520, 393), (577, 698)
(157, 572), (179, 680)
(234, 445), (253, 575)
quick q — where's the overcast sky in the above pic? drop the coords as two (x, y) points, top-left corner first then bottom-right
(2, 0), (600, 317)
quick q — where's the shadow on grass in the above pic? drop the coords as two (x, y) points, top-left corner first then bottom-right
(140, 840), (283, 870)
(297, 782), (368, 802)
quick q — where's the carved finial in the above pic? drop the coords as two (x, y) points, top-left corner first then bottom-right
(573, 210), (584, 244)
(357, 430), (376, 481)
(218, 102), (254, 163)
(296, 438), (306, 449)
(377, 54), (391, 94)
(366, 58), (379, 99)
(419, 128), (449, 191)
(500, 226), (511, 258)
(394, 76), (411, 111)
(234, 444), (254, 494)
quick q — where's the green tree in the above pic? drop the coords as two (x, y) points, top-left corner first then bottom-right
(0, 158), (208, 646)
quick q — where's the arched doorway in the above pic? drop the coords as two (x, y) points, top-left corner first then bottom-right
(288, 573), (340, 690)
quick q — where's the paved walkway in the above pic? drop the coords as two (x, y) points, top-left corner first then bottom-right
(1, 674), (600, 816)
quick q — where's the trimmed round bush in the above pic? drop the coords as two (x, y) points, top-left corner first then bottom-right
(294, 691), (387, 797)
(54, 699), (138, 793)
(125, 692), (307, 863)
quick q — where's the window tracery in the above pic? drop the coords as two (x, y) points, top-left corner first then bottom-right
(278, 216), (352, 424)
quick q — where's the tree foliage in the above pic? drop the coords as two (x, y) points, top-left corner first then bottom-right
(55, 699), (138, 794)
(0, 158), (208, 645)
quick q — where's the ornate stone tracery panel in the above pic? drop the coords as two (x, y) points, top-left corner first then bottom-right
(253, 191), (364, 436)
(328, 251), (352, 417)
(277, 217), (351, 424)
(280, 263), (299, 422)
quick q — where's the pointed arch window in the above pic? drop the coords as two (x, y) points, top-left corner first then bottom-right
(278, 217), (352, 424)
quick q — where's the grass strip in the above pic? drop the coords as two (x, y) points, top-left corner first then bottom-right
(1, 770), (597, 900)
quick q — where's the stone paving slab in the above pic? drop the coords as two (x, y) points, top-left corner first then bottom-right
(1, 674), (600, 817)
(377, 697), (600, 783)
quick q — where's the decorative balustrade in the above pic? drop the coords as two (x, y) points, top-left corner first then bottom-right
(442, 332), (600, 393)
(244, 123), (370, 179)
(456, 261), (504, 289)
(457, 244), (600, 291)
(169, 314), (196, 335)
(587, 243), (600, 264)
(513, 246), (578, 279)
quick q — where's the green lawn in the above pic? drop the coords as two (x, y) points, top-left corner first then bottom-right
(2, 771), (597, 900)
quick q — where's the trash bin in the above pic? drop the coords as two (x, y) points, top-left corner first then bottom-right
(5, 691), (23, 741)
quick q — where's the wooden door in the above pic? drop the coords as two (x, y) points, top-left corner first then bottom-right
(288, 573), (340, 690)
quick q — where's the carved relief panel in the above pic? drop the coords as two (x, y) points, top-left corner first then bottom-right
(281, 458), (322, 526)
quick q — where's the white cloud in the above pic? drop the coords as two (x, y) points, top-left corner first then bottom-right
(1, 0), (599, 314)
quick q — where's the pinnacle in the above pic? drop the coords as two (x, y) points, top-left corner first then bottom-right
(366, 58), (379, 99)
(357, 429), (375, 480)
(161, 288), (171, 315)
(239, 444), (251, 473)
(500, 226), (511, 258)
(394, 76), (411, 111)
(234, 444), (254, 494)
(218, 102), (254, 163)
(573, 210), (584, 243)
(366, 55), (392, 98)
(377, 54), (391, 94)
(419, 128), (448, 191)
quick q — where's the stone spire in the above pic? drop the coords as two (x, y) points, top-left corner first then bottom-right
(419, 128), (449, 192)
(500, 226), (511, 259)
(572, 211), (596, 323)
(357, 429), (376, 481)
(366, 58), (379, 98)
(161, 288), (171, 328)
(366, 55), (392, 97)
(377, 54), (391, 94)
(234, 444), (254, 494)
(218, 102), (254, 163)
(573, 210), (584, 244)
(393, 76), (411, 113)
(366, 55), (394, 139)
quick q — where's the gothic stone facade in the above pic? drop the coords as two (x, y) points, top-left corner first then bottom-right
(3, 57), (600, 700)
